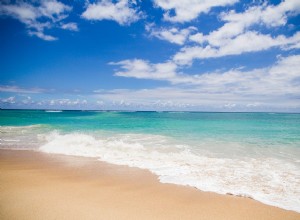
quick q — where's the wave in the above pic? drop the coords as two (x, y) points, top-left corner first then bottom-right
(0, 125), (48, 149)
(45, 110), (63, 113)
(0, 124), (43, 129)
(37, 131), (300, 213)
(1, 139), (20, 142)
(168, 111), (185, 113)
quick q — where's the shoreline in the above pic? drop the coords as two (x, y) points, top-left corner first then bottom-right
(0, 149), (299, 220)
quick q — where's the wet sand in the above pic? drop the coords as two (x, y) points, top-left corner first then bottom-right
(0, 149), (299, 220)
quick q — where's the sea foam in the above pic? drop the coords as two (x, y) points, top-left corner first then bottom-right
(37, 130), (300, 213)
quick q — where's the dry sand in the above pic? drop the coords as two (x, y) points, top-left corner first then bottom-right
(0, 149), (299, 220)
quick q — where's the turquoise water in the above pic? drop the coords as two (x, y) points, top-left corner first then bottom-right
(1, 110), (299, 144)
(1, 110), (300, 212)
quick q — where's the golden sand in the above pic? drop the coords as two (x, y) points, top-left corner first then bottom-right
(0, 149), (299, 220)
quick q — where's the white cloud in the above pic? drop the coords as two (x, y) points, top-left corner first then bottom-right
(48, 99), (88, 106)
(96, 54), (300, 110)
(111, 55), (300, 99)
(82, 0), (141, 25)
(202, 0), (300, 46)
(93, 86), (300, 111)
(142, 1), (300, 65)
(175, 31), (300, 65)
(0, 2), (37, 20)
(146, 24), (197, 45)
(0, 85), (45, 93)
(221, 0), (300, 29)
(61, 22), (78, 31)
(0, 0), (73, 40)
(110, 59), (208, 85)
(171, 0), (300, 64)
(22, 96), (34, 104)
(38, 0), (71, 21)
(153, 0), (238, 23)
(186, 55), (300, 97)
(94, 88), (201, 109)
(28, 30), (57, 41)
(0, 96), (15, 104)
(110, 59), (177, 80)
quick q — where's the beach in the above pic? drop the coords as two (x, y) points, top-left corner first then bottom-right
(0, 149), (299, 220)
(1, 0), (300, 218)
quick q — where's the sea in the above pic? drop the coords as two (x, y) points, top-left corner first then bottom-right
(0, 109), (299, 212)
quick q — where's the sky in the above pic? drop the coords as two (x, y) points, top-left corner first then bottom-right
(0, 0), (300, 112)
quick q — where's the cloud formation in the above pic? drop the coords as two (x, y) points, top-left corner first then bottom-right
(110, 59), (177, 80)
(0, 96), (15, 104)
(111, 55), (300, 98)
(100, 53), (300, 110)
(0, 85), (45, 93)
(153, 0), (238, 23)
(187, 0), (300, 45)
(48, 99), (88, 106)
(174, 31), (300, 64)
(146, 24), (197, 45)
(60, 22), (78, 31)
(0, 0), (75, 40)
(169, 0), (300, 64)
(82, 0), (141, 25)
(93, 85), (299, 111)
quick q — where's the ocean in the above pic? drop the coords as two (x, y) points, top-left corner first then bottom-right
(0, 110), (299, 212)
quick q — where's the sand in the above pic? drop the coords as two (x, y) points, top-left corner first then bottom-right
(0, 149), (299, 220)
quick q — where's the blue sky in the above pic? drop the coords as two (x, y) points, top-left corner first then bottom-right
(0, 0), (300, 111)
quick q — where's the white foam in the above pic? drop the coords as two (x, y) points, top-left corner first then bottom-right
(0, 125), (43, 129)
(1, 139), (20, 142)
(38, 131), (300, 213)
(0, 125), (48, 149)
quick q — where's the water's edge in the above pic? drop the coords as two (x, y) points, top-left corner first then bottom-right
(1, 147), (299, 215)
